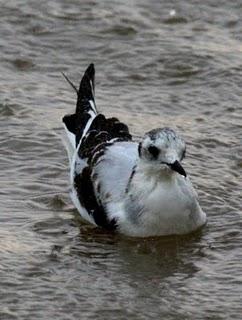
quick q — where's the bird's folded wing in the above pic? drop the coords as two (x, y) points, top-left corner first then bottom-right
(91, 141), (138, 204)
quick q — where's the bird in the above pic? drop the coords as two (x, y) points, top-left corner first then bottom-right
(62, 63), (207, 237)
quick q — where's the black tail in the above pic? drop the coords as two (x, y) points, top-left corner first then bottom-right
(63, 63), (97, 147)
(63, 63), (132, 161)
(76, 63), (96, 116)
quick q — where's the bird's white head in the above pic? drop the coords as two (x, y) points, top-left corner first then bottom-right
(138, 128), (187, 177)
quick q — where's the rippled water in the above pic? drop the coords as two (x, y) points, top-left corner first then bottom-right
(1, 0), (242, 319)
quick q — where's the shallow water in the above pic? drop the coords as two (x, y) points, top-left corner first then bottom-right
(1, 0), (242, 319)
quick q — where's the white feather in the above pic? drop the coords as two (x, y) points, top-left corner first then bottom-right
(62, 123), (75, 166)
(92, 142), (138, 203)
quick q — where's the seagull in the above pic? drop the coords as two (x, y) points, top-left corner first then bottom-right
(62, 63), (207, 237)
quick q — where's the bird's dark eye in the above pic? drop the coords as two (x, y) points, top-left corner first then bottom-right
(148, 146), (160, 158)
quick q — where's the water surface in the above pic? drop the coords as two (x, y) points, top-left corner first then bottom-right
(0, 0), (242, 319)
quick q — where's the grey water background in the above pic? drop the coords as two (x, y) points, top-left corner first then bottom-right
(0, 0), (242, 319)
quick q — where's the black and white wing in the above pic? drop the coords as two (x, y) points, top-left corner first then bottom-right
(62, 64), (136, 230)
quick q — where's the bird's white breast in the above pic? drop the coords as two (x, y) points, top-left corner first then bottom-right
(119, 172), (206, 237)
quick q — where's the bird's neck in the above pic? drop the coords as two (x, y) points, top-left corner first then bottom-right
(135, 159), (175, 182)
(125, 160), (175, 197)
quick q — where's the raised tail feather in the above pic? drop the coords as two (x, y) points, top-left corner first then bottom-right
(63, 63), (132, 166)
(62, 63), (97, 152)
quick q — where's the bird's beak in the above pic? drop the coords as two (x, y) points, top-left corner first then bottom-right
(168, 160), (187, 177)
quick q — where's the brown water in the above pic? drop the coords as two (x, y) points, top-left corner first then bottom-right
(0, 1), (242, 319)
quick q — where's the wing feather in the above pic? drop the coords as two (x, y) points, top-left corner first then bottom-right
(92, 141), (138, 204)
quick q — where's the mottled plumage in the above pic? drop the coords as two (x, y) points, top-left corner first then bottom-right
(62, 64), (206, 237)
